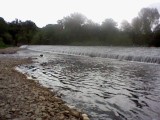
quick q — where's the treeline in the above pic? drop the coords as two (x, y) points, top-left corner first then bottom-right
(0, 18), (37, 47)
(1, 7), (160, 47)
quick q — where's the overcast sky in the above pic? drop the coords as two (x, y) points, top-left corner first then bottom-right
(0, 0), (160, 27)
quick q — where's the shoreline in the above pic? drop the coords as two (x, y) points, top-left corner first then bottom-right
(0, 47), (89, 120)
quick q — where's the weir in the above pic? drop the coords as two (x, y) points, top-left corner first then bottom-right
(27, 45), (160, 64)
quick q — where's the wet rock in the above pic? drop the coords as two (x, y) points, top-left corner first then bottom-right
(40, 54), (43, 57)
(70, 109), (80, 118)
(82, 114), (90, 120)
(83, 116), (90, 120)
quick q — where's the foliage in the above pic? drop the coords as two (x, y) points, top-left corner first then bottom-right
(0, 37), (6, 48)
(0, 7), (160, 47)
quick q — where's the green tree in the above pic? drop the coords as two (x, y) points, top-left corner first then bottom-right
(138, 8), (159, 34)
(152, 24), (160, 46)
(101, 18), (118, 45)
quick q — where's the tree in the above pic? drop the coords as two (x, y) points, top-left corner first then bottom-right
(138, 8), (159, 34)
(101, 18), (118, 45)
(152, 24), (160, 46)
(120, 20), (132, 32)
(0, 17), (8, 35)
(101, 18), (117, 31)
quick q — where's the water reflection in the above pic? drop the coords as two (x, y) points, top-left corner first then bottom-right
(17, 51), (160, 120)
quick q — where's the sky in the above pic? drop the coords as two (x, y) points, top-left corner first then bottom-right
(0, 0), (160, 27)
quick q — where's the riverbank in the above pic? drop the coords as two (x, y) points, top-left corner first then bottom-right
(0, 48), (89, 120)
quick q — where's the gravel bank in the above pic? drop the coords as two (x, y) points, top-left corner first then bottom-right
(0, 48), (89, 120)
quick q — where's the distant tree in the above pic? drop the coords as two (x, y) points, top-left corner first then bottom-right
(61, 13), (87, 30)
(131, 17), (144, 45)
(138, 8), (159, 34)
(101, 18), (118, 45)
(21, 20), (37, 44)
(0, 17), (8, 35)
(101, 18), (117, 31)
(120, 20), (132, 32)
(8, 19), (37, 45)
(152, 24), (160, 46)
(131, 8), (160, 45)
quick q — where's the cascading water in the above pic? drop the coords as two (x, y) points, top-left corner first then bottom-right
(27, 45), (160, 64)
(16, 45), (160, 120)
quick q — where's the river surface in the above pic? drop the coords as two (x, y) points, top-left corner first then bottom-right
(16, 45), (160, 120)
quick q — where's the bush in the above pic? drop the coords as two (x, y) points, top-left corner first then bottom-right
(0, 37), (6, 48)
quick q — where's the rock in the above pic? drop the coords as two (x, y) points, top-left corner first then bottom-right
(62, 110), (70, 117)
(49, 111), (54, 116)
(40, 54), (43, 57)
(82, 114), (90, 120)
(82, 114), (88, 117)
(42, 113), (50, 119)
(36, 118), (42, 120)
(11, 108), (16, 112)
(70, 109), (80, 118)
(41, 106), (46, 111)
(59, 114), (65, 120)
(54, 103), (59, 108)
(83, 116), (90, 120)
(5, 114), (12, 119)
(0, 103), (5, 107)
(0, 85), (7, 89)
(39, 96), (45, 101)
(35, 108), (40, 114)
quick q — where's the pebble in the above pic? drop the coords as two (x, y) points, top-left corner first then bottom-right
(82, 114), (90, 120)
(59, 114), (65, 120)
(70, 110), (80, 118)
(0, 57), (87, 120)
(36, 118), (42, 120)
(0, 103), (5, 107)
(39, 96), (46, 101)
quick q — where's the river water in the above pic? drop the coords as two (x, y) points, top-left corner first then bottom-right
(17, 45), (160, 120)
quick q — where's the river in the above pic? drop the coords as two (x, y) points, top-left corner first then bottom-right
(16, 45), (160, 120)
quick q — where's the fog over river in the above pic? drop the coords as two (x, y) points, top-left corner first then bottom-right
(16, 46), (160, 120)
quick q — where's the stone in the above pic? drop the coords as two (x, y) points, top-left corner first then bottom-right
(63, 110), (70, 117)
(82, 114), (90, 120)
(5, 114), (12, 119)
(0, 103), (5, 107)
(36, 118), (42, 120)
(83, 116), (90, 120)
(0, 85), (7, 89)
(54, 103), (59, 108)
(70, 109), (80, 118)
(39, 96), (45, 101)
(59, 114), (65, 120)
(35, 108), (40, 114)
(82, 114), (88, 117)
(41, 106), (46, 111)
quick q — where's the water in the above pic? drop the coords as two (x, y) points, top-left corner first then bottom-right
(17, 45), (160, 120)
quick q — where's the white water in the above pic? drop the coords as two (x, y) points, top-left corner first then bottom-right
(27, 45), (160, 64)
